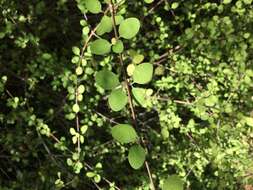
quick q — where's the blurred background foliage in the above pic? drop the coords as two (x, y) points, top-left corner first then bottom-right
(0, 0), (253, 189)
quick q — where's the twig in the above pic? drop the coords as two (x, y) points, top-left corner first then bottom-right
(109, 1), (156, 189)
(95, 111), (120, 125)
(48, 133), (121, 190)
(147, 0), (166, 14)
(74, 5), (113, 157)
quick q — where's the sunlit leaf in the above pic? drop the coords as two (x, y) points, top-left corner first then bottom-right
(111, 124), (138, 144)
(128, 145), (146, 169)
(119, 18), (140, 39)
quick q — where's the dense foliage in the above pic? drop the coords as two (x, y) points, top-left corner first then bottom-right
(1, 0), (253, 189)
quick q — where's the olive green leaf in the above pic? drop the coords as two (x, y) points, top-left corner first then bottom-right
(119, 18), (140, 39)
(111, 124), (138, 144)
(133, 63), (153, 84)
(95, 69), (119, 90)
(84, 0), (101, 14)
(162, 175), (184, 190)
(96, 16), (113, 36)
(108, 88), (128, 111)
(90, 39), (111, 55)
(128, 145), (146, 169)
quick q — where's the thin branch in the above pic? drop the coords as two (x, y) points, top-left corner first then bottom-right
(109, 1), (156, 189)
(147, 0), (166, 15)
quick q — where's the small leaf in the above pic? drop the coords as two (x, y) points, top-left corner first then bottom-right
(128, 145), (146, 169)
(86, 172), (96, 178)
(223, 0), (232, 4)
(78, 85), (85, 94)
(94, 175), (101, 183)
(81, 125), (88, 134)
(95, 69), (119, 90)
(76, 67), (83, 75)
(127, 64), (135, 76)
(132, 87), (147, 107)
(171, 2), (179, 9)
(133, 54), (144, 64)
(133, 63), (153, 84)
(84, 0), (101, 14)
(245, 117), (253, 127)
(72, 104), (80, 113)
(90, 39), (111, 55)
(111, 124), (138, 144)
(162, 175), (184, 190)
(108, 89), (128, 111)
(96, 16), (113, 36)
(115, 15), (124, 25)
(72, 46), (80, 55)
(70, 128), (76, 135)
(119, 18), (140, 39)
(112, 40), (124, 53)
(155, 66), (165, 76)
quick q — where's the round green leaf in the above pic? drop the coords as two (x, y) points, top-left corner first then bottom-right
(95, 69), (119, 90)
(128, 145), (146, 169)
(90, 39), (111, 55)
(96, 16), (113, 36)
(133, 63), (153, 84)
(84, 0), (101, 14)
(108, 88), (128, 111)
(112, 40), (124, 53)
(132, 87), (147, 107)
(111, 124), (138, 144)
(162, 175), (184, 190)
(119, 18), (140, 39)
(115, 15), (124, 25)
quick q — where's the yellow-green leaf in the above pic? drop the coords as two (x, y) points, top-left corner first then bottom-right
(108, 88), (128, 111)
(111, 124), (138, 144)
(119, 18), (140, 39)
(128, 145), (146, 169)
(90, 39), (111, 55)
(133, 63), (153, 84)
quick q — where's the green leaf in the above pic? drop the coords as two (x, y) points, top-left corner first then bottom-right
(108, 89), (128, 111)
(127, 64), (135, 76)
(132, 87), (147, 107)
(133, 54), (144, 64)
(96, 16), (113, 36)
(115, 15), (124, 25)
(90, 39), (111, 55)
(171, 2), (179, 9)
(112, 40), (124, 53)
(72, 46), (80, 55)
(95, 69), (119, 90)
(162, 175), (184, 190)
(119, 18), (140, 39)
(155, 65), (165, 76)
(111, 124), (138, 144)
(72, 104), (80, 113)
(144, 0), (154, 4)
(84, 0), (101, 14)
(244, 117), (253, 127)
(133, 63), (153, 84)
(128, 145), (146, 169)
(223, 0), (232, 4)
